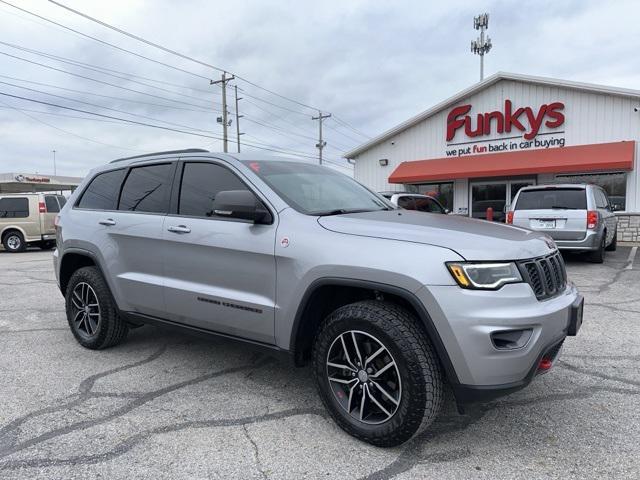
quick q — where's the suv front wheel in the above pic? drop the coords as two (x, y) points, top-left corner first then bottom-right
(65, 266), (128, 349)
(312, 300), (443, 447)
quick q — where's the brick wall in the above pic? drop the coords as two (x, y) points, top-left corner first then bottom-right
(617, 214), (640, 243)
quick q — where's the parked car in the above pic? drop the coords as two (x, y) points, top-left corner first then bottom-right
(507, 184), (617, 263)
(54, 150), (583, 447)
(0, 193), (65, 252)
(379, 191), (448, 214)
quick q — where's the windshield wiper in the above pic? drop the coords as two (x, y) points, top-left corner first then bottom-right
(316, 208), (386, 216)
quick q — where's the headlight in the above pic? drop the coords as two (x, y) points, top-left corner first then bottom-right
(447, 262), (522, 290)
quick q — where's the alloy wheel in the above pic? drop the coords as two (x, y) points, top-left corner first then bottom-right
(326, 330), (402, 425)
(70, 282), (101, 337)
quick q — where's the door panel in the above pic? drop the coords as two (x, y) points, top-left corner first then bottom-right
(161, 161), (277, 344)
(162, 218), (276, 343)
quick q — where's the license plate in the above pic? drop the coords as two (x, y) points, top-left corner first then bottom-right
(534, 219), (556, 229)
(568, 296), (584, 336)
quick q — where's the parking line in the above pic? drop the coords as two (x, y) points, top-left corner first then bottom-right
(625, 246), (638, 270)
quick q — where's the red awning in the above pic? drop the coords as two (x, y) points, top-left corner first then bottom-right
(388, 141), (635, 184)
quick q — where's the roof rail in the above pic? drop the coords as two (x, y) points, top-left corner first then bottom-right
(110, 148), (209, 164)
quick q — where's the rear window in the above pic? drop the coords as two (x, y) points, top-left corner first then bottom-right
(515, 188), (587, 210)
(0, 197), (29, 218)
(78, 169), (127, 210)
(45, 195), (60, 213)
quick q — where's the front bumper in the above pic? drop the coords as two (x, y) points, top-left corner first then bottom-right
(417, 281), (581, 402)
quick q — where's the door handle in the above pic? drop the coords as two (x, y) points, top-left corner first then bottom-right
(98, 218), (116, 226)
(167, 225), (191, 234)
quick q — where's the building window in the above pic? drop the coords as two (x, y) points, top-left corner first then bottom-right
(555, 172), (627, 211)
(408, 182), (454, 212)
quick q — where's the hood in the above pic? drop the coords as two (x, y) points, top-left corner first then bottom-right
(317, 210), (555, 261)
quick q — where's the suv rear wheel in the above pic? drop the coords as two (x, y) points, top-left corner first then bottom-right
(65, 266), (128, 349)
(605, 230), (617, 252)
(2, 231), (27, 253)
(312, 300), (443, 447)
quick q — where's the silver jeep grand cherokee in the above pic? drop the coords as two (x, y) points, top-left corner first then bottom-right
(54, 150), (583, 447)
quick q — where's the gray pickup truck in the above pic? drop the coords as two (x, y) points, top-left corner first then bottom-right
(54, 150), (583, 447)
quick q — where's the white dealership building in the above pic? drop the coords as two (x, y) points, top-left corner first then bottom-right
(346, 72), (640, 242)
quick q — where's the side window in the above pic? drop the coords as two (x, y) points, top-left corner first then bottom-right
(57, 196), (67, 208)
(78, 169), (127, 210)
(594, 189), (606, 209)
(415, 197), (444, 213)
(396, 196), (416, 210)
(179, 162), (249, 217)
(44, 195), (60, 213)
(119, 164), (173, 213)
(0, 197), (29, 218)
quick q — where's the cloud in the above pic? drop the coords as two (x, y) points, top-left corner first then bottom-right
(0, 0), (638, 177)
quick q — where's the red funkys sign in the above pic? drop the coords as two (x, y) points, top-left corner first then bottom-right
(446, 100), (565, 142)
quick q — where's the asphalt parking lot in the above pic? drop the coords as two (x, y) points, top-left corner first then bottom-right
(0, 247), (638, 479)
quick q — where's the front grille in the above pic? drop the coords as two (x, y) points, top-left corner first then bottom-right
(518, 251), (567, 300)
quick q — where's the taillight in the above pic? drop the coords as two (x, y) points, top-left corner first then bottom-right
(587, 210), (598, 229)
(39, 201), (47, 213)
(506, 211), (514, 224)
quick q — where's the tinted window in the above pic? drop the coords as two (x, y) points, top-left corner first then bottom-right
(515, 189), (587, 210)
(555, 172), (626, 211)
(78, 169), (126, 210)
(179, 162), (248, 217)
(57, 196), (67, 208)
(0, 197), (29, 218)
(45, 195), (60, 213)
(397, 196), (415, 210)
(594, 190), (607, 209)
(415, 197), (445, 213)
(119, 164), (173, 213)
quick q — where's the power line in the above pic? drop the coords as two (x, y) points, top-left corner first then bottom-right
(0, 97), (141, 151)
(0, 80), (216, 134)
(0, 40), (221, 104)
(0, 0), (213, 81)
(331, 115), (371, 139)
(0, 74), (213, 113)
(1, 0), (369, 150)
(0, 49), (216, 111)
(48, 0), (320, 112)
(0, 91), (342, 161)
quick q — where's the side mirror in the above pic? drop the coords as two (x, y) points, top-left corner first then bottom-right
(212, 190), (271, 224)
(612, 204), (622, 212)
(443, 208), (451, 214)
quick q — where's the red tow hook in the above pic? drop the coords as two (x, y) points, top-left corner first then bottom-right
(538, 358), (553, 372)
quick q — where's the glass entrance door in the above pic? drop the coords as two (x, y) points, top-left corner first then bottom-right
(470, 179), (535, 222)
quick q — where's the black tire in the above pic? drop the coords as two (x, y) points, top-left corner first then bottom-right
(605, 230), (617, 251)
(38, 241), (56, 250)
(2, 231), (27, 253)
(588, 233), (606, 263)
(312, 300), (443, 447)
(65, 266), (128, 349)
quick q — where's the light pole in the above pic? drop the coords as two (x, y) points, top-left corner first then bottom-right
(52, 149), (57, 175)
(471, 13), (492, 81)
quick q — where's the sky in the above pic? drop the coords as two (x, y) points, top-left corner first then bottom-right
(0, 0), (638, 178)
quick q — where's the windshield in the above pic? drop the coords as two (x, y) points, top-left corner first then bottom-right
(515, 188), (587, 210)
(241, 160), (392, 215)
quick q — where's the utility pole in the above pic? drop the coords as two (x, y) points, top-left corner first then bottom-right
(51, 149), (57, 175)
(312, 110), (331, 165)
(210, 72), (235, 152)
(471, 13), (492, 81)
(234, 85), (244, 153)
